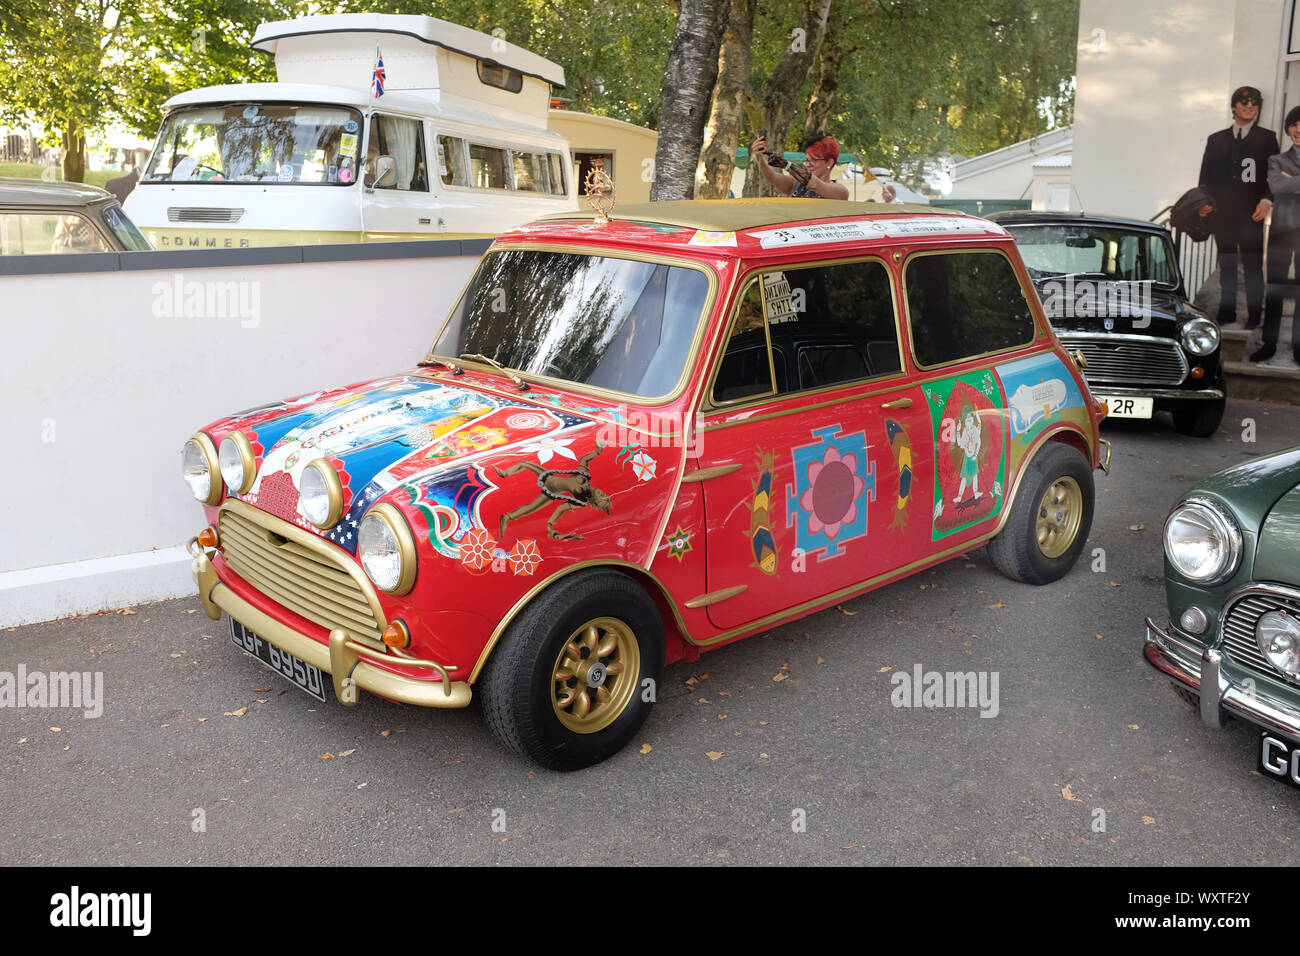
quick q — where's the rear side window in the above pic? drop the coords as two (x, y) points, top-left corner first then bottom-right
(905, 252), (1035, 367)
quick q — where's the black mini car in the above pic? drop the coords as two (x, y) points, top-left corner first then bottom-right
(990, 211), (1224, 437)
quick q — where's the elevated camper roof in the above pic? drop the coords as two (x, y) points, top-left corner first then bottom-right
(251, 13), (566, 89)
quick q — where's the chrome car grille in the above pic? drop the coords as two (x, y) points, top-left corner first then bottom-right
(218, 506), (384, 643)
(1221, 590), (1300, 686)
(1056, 335), (1188, 386)
(167, 206), (245, 223)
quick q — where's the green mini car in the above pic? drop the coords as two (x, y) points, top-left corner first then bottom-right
(1145, 445), (1300, 790)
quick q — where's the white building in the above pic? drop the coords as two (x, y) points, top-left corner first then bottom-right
(947, 125), (1074, 210)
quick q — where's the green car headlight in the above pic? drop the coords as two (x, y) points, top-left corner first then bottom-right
(1163, 498), (1241, 585)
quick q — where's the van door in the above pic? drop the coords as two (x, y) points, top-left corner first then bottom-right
(362, 113), (438, 240)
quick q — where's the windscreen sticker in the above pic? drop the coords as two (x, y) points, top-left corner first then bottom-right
(344, 119), (359, 133)
(278, 164), (295, 183)
(752, 217), (1000, 249)
(688, 230), (737, 246)
(340, 133), (358, 158)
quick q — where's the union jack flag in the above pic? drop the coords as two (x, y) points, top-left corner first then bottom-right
(371, 46), (386, 98)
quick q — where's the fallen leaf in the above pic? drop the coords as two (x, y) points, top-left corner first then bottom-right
(1127, 724), (1139, 731)
(965, 563), (976, 568)
(255, 698), (267, 704)
(759, 720), (769, 725)
(817, 656), (826, 665)
(197, 718), (208, 723)
(1129, 524), (1145, 532)
(49, 727), (61, 733)
(697, 697), (710, 703)
(169, 653), (184, 659)
(719, 691), (730, 697)
(253, 687), (271, 693)
(1108, 581), (1122, 588)
(18, 738), (27, 744)
(1141, 815), (1156, 825)
(717, 714), (728, 720)
(842, 843), (858, 849)
(760, 753), (769, 759)
(837, 605), (858, 615)
(1061, 783), (1081, 802)
(1096, 634), (1104, 640)
(119, 608), (137, 615)
(772, 673), (789, 682)
(988, 601), (1006, 610)
(224, 707), (247, 717)
(339, 749), (356, 757)
(381, 730), (392, 737)
(705, 751), (724, 761)
(322, 752), (335, 760)
(878, 665), (893, 673)
(639, 743), (652, 754)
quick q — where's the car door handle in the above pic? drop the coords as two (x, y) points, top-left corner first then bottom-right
(881, 398), (913, 409)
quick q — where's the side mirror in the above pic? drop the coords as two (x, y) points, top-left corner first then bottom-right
(371, 155), (397, 189)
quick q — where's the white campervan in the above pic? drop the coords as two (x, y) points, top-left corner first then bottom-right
(126, 13), (577, 248)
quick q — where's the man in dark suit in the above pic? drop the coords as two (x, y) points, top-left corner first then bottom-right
(1198, 86), (1278, 340)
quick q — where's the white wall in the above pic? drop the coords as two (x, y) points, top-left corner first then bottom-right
(1072, 0), (1287, 220)
(1, 253), (478, 626)
(947, 157), (1040, 201)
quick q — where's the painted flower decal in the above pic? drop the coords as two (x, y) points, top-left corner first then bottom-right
(798, 445), (865, 541)
(520, 436), (578, 464)
(665, 526), (693, 562)
(460, 527), (497, 571)
(629, 449), (657, 482)
(509, 538), (542, 576)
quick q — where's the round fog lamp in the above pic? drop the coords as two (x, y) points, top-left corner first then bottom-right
(1256, 610), (1300, 680)
(1179, 606), (1208, 634)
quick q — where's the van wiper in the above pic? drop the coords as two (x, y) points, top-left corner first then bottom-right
(459, 353), (529, 391)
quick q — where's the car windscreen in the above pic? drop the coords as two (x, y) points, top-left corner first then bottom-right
(100, 205), (152, 251)
(428, 249), (712, 400)
(1007, 223), (1178, 287)
(142, 104), (364, 185)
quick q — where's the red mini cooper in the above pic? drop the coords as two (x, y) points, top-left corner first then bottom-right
(183, 199), (1110, 769)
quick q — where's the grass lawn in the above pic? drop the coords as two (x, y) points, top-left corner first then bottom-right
(0, 162), (115, 190)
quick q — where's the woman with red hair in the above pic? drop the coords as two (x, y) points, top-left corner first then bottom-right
(751, 131), (895, 202)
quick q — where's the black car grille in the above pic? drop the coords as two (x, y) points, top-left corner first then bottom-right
(1221, 590), (1300, 686)
(1056, 335), (1187, 386)
(166, 206), (244, 223)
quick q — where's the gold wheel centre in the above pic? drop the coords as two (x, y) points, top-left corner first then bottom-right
(551, 617), (640, 734)
(1036, 477), (1083, 559)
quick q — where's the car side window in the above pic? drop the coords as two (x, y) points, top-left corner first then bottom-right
(905, 251), (1035, 368)
(0, 212), (112, 255)
(365, 115), (429, 191)
(712, 279), (775, 404)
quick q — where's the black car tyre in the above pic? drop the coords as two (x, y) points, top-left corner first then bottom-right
(479, 569), (664, 771)
(1172, 398), (1226, 438)
(987, 442), (1094, 585)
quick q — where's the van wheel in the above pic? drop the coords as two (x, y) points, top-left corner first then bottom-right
(479, 569), (663, 771)
(987, 443), (1094, 585)
(1172, 399), (1225, 438)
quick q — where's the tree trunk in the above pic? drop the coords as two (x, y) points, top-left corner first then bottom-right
(694, 0), (754, 200)
(650, 0), (730, 201)
(742, 0), (834, 197)
(802, 29), (844, 140)
(61, 119), (86, 183)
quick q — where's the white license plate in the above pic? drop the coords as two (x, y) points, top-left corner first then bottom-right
(1099, 396), (1153, 419)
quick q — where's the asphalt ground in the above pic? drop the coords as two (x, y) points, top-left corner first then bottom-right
(3, 396), (1298, 867)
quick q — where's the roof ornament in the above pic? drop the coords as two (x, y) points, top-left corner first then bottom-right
(583, 164), (615, 225)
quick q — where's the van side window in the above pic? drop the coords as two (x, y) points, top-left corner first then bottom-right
(366, 115), (429, 191)
(547, 153), (566, 196)
(470, 144), (510, 189)
(512, 151), (549, 192)
(478, 61), (523, 93)
(905, 251), (1035, 367)
(438, 136), (468, 187)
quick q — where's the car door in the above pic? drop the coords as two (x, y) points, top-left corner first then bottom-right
(361, 113), (438, 240)
(694, 257), (934, 632)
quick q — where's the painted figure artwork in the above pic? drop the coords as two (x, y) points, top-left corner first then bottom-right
(952, 405), (984, 503)
(927, 373), (1006, 539)
(496, 442), (612, 540)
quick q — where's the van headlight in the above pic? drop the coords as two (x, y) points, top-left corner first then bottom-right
(1181, 317), (1219, 356)
(219, 432), (256, 495)
(1163, 498), (1241, 584)
(299, 459), (344, 530)
(358, 505), (417, 594)
(182, 434), (222, 505)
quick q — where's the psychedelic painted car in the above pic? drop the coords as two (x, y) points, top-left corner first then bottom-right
(183, 198), (1110, 769)
(1145, 446), (1300, 790)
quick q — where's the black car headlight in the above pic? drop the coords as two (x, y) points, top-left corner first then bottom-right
(1181, 317), (1219, 356)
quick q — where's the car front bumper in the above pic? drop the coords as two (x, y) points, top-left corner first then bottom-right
(1143, 616), (1300, 738)
(190, 539), (472, 709)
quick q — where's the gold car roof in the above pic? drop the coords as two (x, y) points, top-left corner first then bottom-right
(535, 198), (965, 233)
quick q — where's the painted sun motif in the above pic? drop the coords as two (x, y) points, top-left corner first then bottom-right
(629, 449), (657, 482)
(798, 444), (866, 540)
(508, 538), (542, 576)
(460, 527), (497, 571)
(665, 526), (693, 561)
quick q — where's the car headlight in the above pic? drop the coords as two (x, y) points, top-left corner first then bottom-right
(1256, 610), (1300, 680)
(1163, 498), (1241, 584)
(1181, 316), (1219, 356)
(182, 434), (222, 505)
(299, 459), (344, 530)
(358, 504), (417, 594)
(219, 432), (256, 495)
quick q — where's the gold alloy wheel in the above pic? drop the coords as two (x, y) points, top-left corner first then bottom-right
(1036, 476), (1084, 559)
(551, 617), (641, 734)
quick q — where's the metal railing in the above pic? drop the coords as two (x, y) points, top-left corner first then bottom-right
(1152, 204), (1217, 302)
